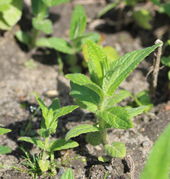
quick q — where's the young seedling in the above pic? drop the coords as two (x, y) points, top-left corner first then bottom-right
(18, 96), (79, 176)
(36, 5), (99, 72)
(65, 40), (162, 159)
(0, 127), (12, 154)
(0, 0), (22, 30)
(16, 0), (70, 49)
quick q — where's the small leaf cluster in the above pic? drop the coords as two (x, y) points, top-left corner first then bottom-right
(98, 0), (170, 30)
(16, 0), (70, 49)
(36, 5), (99, 55)
(0, 0), (22, 30)
(66, 40), (161, 158)
(18, 96), (78, 175)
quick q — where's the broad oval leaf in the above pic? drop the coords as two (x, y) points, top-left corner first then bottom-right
(103, 43), (162, 95)
(65, 124), (99, 141)
(3, 0), (22, 27)
(70, 83), (100, 112)
(50, 139), (78, 152)
(86, 131), (102, 146)
(104, 142), (126, 158)
(98, 107), (133, 129)
(66, 73), (103, 99)
(38, 160), (49, 172)
(36, 37), (74, 54)
(32, 18), (53, 34)
(140, 124), (170, 179)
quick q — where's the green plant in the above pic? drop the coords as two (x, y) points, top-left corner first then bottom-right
(140, 123), (170, 179)
(161, 56), (170, 80)
(98, 0), (170, 30)
(18, 96), (79, 176)
(65, 40), (161, 158)
(0, 127), (12, 154)
(16, 0), (70, 49)
(0, 0), (22, 30)
(36, 5), (99, 72)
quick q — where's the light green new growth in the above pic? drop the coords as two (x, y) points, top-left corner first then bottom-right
(0, 0), (22, 30)
(0, 127), (12, 154)
(66, 40), (161, 158)
(18, 96), (78, 175)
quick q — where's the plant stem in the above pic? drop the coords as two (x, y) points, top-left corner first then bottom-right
(98, 117), (108, 145)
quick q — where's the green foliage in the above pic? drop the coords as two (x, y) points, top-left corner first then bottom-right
(37, 5), (99, 55)
(16, 0), (71, 48)
(61, 168), (75, 179)
(66, 40), (161, 158)
(0, 127), (12, 154)
(18, 96), (78, 175)
(0, 0), (22, 30)
(140, 123), (170, 179)
(161, 56), (170, 80)
(65, 124), (99, 141)
(133, 10), (152, 30)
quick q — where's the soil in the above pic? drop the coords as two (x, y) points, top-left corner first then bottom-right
(0, 0), (170, 178)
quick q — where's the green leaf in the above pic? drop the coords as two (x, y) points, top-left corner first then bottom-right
(140, 123), (170, 179)
(42, 0), (70, 7)
(102, 90), (131, 109)
(103, 43), (161, 95)
(2, 0), (22, 27)
(70, 5), (86, 39)
(135, 90), (153, 107)
(18, 137), (45, 150)
(53, 105), (78, 119)
(70, 83), (100, 112)
(0, 14), (10, 30)
(98, 107), (133, 129)
(0, 0), (12, 12)
(160, 3), (170, 16)
(0, 128), (11, 135)
(15, 31), (31, 46)
(31, 0), (47, 18)
(49, 98), (60, 110)
(36, 37), (74, 54)
(161, 56), (170, 67)
(103, 46), (120, 65)
(38, 160), (49, 172)
(0, 145), (12, 154)
(98, 2), (117, 17)
(66, 73), (103, 99)
(133, 10), (152, 30)
(32, 17), (53, 34)
(61, 168), (75, 179)
(86, 131), (102, 146)
(83, 41), (108, 86)
(104, 142), (126, 158)
(50, 139), (78, 152)
(125, 106), (149, 118)
(65, 124), (99, 141)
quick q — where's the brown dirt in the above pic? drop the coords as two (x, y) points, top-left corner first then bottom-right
(0, 1), (170, 178)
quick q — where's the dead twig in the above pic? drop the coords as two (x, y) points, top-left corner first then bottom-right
(150, 39), (163, 98)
